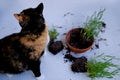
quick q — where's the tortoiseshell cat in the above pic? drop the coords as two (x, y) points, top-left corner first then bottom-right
(0, 3), (48, 79)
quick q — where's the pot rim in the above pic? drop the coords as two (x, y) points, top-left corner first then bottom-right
(65, 27), (94, 53)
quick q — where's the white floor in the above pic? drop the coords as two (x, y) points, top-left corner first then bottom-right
(0, 0), (120, 80)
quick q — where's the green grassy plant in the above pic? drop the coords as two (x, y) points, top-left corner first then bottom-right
(86, 54), (120, 80)
(82, 9), (105, 40)
(49, 28), (59, 40)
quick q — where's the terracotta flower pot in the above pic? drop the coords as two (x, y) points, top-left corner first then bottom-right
(65, 28), (94, 53)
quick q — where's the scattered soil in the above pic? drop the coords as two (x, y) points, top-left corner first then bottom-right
(98, 38), (107, 42)
(95, 43), (99, 49)
(48, 40), (64, 55)
(64, 53), (76, 62)
(100, 22), (106, 33)
(102, 22), (106, 28)
(69, 28), (93, 49)
(64, 54), (88, 72)
(93, 38), (107, 50)
(63, 33), (66, 35)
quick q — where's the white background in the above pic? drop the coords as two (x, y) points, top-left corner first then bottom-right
(0, 0), (120, 80)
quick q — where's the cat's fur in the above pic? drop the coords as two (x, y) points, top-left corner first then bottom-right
(0, 3), (48, 77)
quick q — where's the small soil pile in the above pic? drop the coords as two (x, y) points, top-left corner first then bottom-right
(64, 54), (87, 72)
(69, 28), (93, 49)
(48, 40), (64, 55)
(71, 56), (87, 72)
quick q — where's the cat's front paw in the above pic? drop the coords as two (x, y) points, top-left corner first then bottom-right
(36, 75), (45, 80)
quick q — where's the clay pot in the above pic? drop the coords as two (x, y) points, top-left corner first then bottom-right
(65, 28), (94, 53)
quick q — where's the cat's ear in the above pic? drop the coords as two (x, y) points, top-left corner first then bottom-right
(14, 14), (23, 22)
(35, 3), (44, 14)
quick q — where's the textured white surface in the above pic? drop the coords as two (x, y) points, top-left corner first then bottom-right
(0, 0), (120, 80)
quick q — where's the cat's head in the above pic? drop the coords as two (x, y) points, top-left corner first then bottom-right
(14, 3), (45, 32)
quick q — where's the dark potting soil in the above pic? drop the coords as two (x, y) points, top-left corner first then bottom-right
(48, 40), (64, 55)
(102, 22), (106, 28)
(71, 56), (87, 72)
(64, 54), (87, 72)
(64, 53), (76, 62)
(69, 28), (93, 49)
